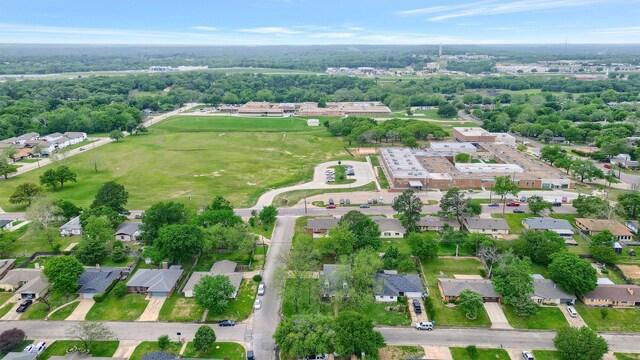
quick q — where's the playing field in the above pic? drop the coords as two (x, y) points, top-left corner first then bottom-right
(0, 116), (346, 210)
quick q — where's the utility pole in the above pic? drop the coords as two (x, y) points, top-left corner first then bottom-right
(304, 197), (307, 215)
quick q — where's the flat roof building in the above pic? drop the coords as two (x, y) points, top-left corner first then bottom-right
(453, 127), (496, 143)
(429, 142), (477, 154)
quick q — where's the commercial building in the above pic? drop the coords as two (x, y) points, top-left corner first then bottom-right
(453, 127), (496, 144)
(429, 142), (477, 154)
(297, 102), (391, 117)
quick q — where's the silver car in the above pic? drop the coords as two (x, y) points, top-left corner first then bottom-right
(258, 282), (266, 296)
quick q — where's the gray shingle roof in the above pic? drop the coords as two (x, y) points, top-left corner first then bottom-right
(464, 218), (509, 231)
(417, 217), (461, 229)
(60, 216), (82, 231)
(184, 260), (241, 298)
(306, 218), (339, 231)
(115, 222), (141, 236)
(320, 264), (348, 296)
(523, 218), (573, 231)
(127, 268), (183, 292)
(0, 269), (42, 288)
(438, 278), (500, 298)
(210, 260), (237, 274)
(77, 267), (121, 295)
(375, 273), (424, 297)
(373, 218), (405, 233)
(532, 279), (576, 301)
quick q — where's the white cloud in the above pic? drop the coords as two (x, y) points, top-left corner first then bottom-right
(310, 32), (355, 39)
(191, 26), (218, 31)
(592, 26), (640, 36)
(396, 1), (497, 16)
(237, 27), (301, 35)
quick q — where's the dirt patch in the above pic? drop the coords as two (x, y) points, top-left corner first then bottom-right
(618, 264), (640, 279)
(172, 298), (195, 317)
(378, 346), (424, 360)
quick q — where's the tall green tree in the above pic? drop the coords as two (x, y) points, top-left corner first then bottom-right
(9, 182), (42, 206)
(407, 233), (439, 260)
(572, 195), (612, 219)
(554, 326), (608, 360)
(91, 181), (129, 214)
(526, 195), (553, 216)
(392, 189), (422, 233)
(39, 169), (59, 190)
(26, 196), (63, 251)
(513, 231), (566, 265)
(335, 249), (382, 312)
(192, 326), (216, 353)
(549, 252), (597, 296)
(193, 275), (235, 314)
(338, 211), (381, 251)
(258, 205), (278, 225)
(333, 311), (385, 359)
(438, 188), (480, 224)
(492, 252), (534, 304)
(617, 192), (640, 219)
(54, 165), (77, 189)
(275, 237), (319, 314)
(492, 175), (520, 213)
(155, 224), (204, 263)
(540, 146), (565, 166)
(458, 289), (484, 319)
(274, 315), (335, 358)
(109, 130), (124, 142)
(76, 216), (111, 265)
(43, 256), (84, 294)
(0, 159), (18, 180)
(141, 201), (191, 243)
(570, 159), (604, 183)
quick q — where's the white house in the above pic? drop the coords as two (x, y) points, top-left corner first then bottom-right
(374, 273), (424, 302)
(60, 216), (82, 236)
(115, 222), (142, 241)
(374, 218), (405, 238)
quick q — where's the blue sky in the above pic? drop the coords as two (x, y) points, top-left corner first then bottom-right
(1, 0), (640, 44)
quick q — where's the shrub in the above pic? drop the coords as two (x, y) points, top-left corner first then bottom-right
(600, 308), (609, 320)
(193, 326), (216, 353)
(423, 296), (436, 320)
(52, 243), (62, 253)
(93, 293), (105, 302)
(252, 274), (263, 282)
(601, 269), (609, 274)
(157, 335), (170, 350)
(113, 240), (124, 249)
(113, 282), (127, 298)
(465, 345), (478, 358)
(0, 328), (26, 351)
(111, 247), (127, 263)
(479, 268), (487, 278)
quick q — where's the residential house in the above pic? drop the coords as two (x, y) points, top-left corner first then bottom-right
(59, 216), (82, 236)
(551, 136), (567, 144)
(575, 218), (634, 242)
(437, 278), (502, 303)
(41, 133), (64, 142)
(320, 264), (348, 297)
(582, 284), (640, 308)
(183, 260), (242, 298)
(76, 266), (121, 299)
(115, 222), (141, 241)
(63, 132), (87, 144)
(522, 218), (574, 238)
(417, 217), (461, 232)
(19, 276), (49, 300)
(531, 278), (576, 305)
(626, 220), (639, 235)
(141, 352), (179, 360)
(0, 220), (13, 231)
(126, 266), (183, 297)
(305, 218), (339, 237)
(374, 218), (405, 238)
(374, 273), (424, 302)
(0, 268), (42, 292)
(463, 218), (510, 236)
(0, 259), (16, 279)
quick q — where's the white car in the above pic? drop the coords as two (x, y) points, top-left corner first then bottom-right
(254, 299), (262, 310)
(567, 305), (578, 318)
(258, 282), (266, 296)
(415, 321), (434, 330)
(522, 351), (534, 360)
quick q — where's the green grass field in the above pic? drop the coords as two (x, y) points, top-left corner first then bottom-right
(576, 303), (640, 332)
(39, 341), (119, 360)
(85, 292), (148, 321)
(159, 294), (204, 322)
(183, 342), (245, 360)
(450, 347), (510, 360)
(130, 341), (182, 360)
(491, 213), (529, 233)
(616, 354), (640, 360)
(532, 350), (561, 360)
(48, 301), (80, 320)
(206, 279), (257, 322)
(21, 291), (77, 320)
(0, 116), (346, 210)
(503, 304), (567, 329)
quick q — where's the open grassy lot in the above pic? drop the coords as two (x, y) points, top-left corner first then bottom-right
(22, 290), (78, 320)
(450, 347), (510, 360)
(48, 301), (80, 320)
(130, 341), (182, 360)
(183, 342), (245, 360)
(206, 279), (257, 322)
(0, 116), (345, 210)
(4, 227), (77, 257)
(491, 213), (529, 233)
(379, 346), (424, 360)
(0, 293), (13, 305)
(282, 278), (332, 318)
(503, 304), (567, 329)
(576, 303), (640, 332)
(532, 350), (561, 360)
(616, 354), (640, 360)
(424, 258), (491, 327)
(85, 292), (148, 321)
(39, 341), (119, 360)
(159, 294), (204, 322)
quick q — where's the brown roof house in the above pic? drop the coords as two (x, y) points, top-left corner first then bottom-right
(463, 218), (509, 236)
(417, 217), (461, 232)
(437, 278), (502, 303)
(582, 284), (640, 308)
(575, 218), (633, 242)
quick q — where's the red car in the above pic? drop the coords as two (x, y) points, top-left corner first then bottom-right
(604, 164), (611, 169)
(326, 204), (336, 209)
(506, 202), (520, 207)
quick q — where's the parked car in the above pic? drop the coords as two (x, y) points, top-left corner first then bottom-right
(258, 282), (266, 296)
(412, 299), (422, 314)
(345, 199), (351, 205)
(254, 299), (262, 310)
(604, 164), (611, 169)
(79, 147), (85, 151)
(359, 204), (370, 208)
(522, 351), (535, 360)
(23, 345), (33, 353)
(247, 350), (255, 360)
(519, 196), (527, 202)
(553, 202), (562, 207)
(513, 209), (525, 213)
(328, 198), (334, 205)
(33, 342), (46, 355)
(219, 320), (236, 327)
(415, 321), (434, 331)
(326, 204), (336, 209)
(16, 300), (32, 313)
(488, 202), (499, 207)
(567, 305), (578, 318)
(339, 198), (345, 205)
(506, 202), (520, 207)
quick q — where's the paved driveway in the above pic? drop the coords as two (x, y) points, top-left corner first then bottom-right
(1, 302), (23, 321)
(559, 304), (587, 327)
(483, 302), (512, 329)
(66, 298), (95, 321)
(408, 298), (428, 325)
(423, 346), (452, 360)
(138, 297), (166, 321)
(113, 340), (141, 358)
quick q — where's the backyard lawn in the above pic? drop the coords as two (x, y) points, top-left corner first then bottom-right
(450, 347), (510, 360)
(491, 213), (529, 233)
(159, 294), (204, 322)
(183, 342), (245, 360)
(424, 258), (491, 327)
(576, 303), (640, 332)
(22, 291), (78, 320)
(39, 341), (119, 360)
(502, 304), (567, 329)
(85, 292), (148, 321)
(5, 229), (77, 257)
(0, 116), (346, 210)
(130, 341), (182, 360)
(206, 279), (257, 322)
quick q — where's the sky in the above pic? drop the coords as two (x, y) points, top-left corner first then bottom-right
(1, 0), (640, 45)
